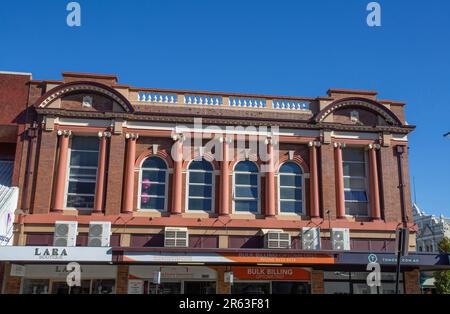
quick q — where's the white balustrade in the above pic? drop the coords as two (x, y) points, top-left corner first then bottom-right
(273, 99), (310, 111)
(229, 97), (266, 108)
(137, 92), (178, 104)
(184, 95), (222, 106)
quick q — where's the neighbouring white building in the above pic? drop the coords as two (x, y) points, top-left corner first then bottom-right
(413, 204), (450, 253)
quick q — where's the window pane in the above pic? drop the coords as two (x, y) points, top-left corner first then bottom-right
(68, 181), (96, 194)
(344, 177), (366, 189)
(343, 148), (365, 162)
(235, 173), (257, 185)
(235, 161), (258, 172)
(343, 163), (365, 177)
(279, 162), (302, 174)
(140, 197), (165, 210)
(235, 186), (258, 198)
(141, 183), (165, 196)
(280, 201), (302, 213)
(280, 187), (302, 200)
(72, 137), (99, 151)
(188, 198), (212, 211)
(189, 160), (213, 171)
(70, 151), (99, 167)
(235, 200), (258, 212)
(67, 195), (94, 208)
(345, 202), (368, 216)
(189, 172), (213, 184)
(189, 185), (212, 198)
(69, 168), (97, 179)
(344, 191), (368, 202)
(142, 170), (166, 183)
(142, 157), (167, 169)
(279, 175), (301, 187)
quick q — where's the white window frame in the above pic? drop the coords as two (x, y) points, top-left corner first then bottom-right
(64, 136), (99, 210)
(137, 156), (170, 212)
(185, 160), (216, 213)
(342, 148), (370, 217)
(277, 162), (305, 215)
(232, 161), (261, 215)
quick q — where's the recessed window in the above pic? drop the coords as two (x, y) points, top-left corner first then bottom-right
(233, 161), (259, 213)
(278, 162), (303, 214)
(139, 157), (168, 211)
(342, 148), (369, 216)
(187, 159), (214, 212)
(66, 137), (99, 209)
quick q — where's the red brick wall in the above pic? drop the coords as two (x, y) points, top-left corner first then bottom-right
(105, 135), (126, 215)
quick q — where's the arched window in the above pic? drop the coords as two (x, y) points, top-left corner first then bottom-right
(187, 159), (214, 212)
(278, 162), (303, 214)
(139, 157), (168, 211)
(233, 161), (259, 213)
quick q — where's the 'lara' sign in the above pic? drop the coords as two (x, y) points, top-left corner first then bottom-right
(34, 248), (68, 260)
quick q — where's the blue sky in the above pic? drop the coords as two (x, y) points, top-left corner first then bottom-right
(0, 0), (449, 216)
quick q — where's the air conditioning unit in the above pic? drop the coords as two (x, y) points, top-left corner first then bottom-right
(88, 221), (111, 247)
(331, 228), (350, 251)
(53, 221), (78, 247)
(264, 230), (291, 249)
(302, 227), (321, 250)
(164, 227), (188, 248)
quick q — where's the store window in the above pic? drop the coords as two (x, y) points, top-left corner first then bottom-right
(271, 281), (311, 294)
(324, 271), (404, 294)
(184, 281), (216, 294)
(278, 162), (303, 214)
(146, 282), (181, 294)
(231, 282), (270, 294)
(187, 159), (214, 212)
(22, 279), (50, 294)
(139, 157), (168, 211)
(66, 137), (99, 209)
(342, 147), (369, 216)
(233, 161), (259, 213)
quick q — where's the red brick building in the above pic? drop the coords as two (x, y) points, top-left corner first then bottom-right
(1, 71), (440, 294)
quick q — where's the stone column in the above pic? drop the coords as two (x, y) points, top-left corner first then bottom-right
(53, 130), (71, 212)
(334, 142), (346, 218)
(265, 137), (276, 217)
(122, 133), (138, 214)
(309, 141), (320, 218)
(171, 134), (183, 215)
(219, 137), (231, 216)
(93, 131), (110, 213)
(369, 144), (382, 220)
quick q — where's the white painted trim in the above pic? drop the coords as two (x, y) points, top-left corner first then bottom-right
(277, 162), (305, 216)
(0, 71), (32, 76)
(58, 118), (113, 127)
(185, 160), (215, 213)
(137, 156), (169, 212)
(332, 131), (379, 140)
(232, 161), (261, 215)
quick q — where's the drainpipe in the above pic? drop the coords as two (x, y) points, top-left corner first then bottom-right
(21, 123), (38, 212)
(396, 145), (408, 227)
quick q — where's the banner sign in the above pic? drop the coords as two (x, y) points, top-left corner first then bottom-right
(231, 266), (311, 281)
(0, 246), (113, 262)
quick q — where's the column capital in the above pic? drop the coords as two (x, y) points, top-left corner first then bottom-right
(171, 133), (185, 142)
(333, 142), (346, 148)
(264, 136), (278, 146)
(125, 133), (139, 139)
(98, 131), (112, 138)
(368, 143), (381, 150)
(57, 130), (72, 137)
(219, 136), (233, 143)
(309, 141), (321, 147)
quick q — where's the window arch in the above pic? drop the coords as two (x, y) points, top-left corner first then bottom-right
(139, 156), (168, 211)
(233, 161), (260, 213)
(186, 159), (215, 212)
(278, 162), (304, 214)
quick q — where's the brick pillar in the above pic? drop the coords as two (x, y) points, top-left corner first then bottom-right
(116, 265), (129, 294)
(309, 141), (320, 218)
(265, 138), (276, 217)
(311, 270), (324, 294)
(93, 132), (109, 213)
(404, 270), (421, 294)
(368, 146), (381, 220)
(4, 264), (22, 294)
(122, 133), (138, 214)
(171, 137), (183, 215)
(216, 267), (231, 294)
(53, 130), (71, 212)
(320, 143), (337, 220)
(220, 137), (231, 216)
(334, 143), (346, 218)
(105, 135), (126, 216)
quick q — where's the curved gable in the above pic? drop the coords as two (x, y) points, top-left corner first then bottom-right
(34, 81), (134, 113)
(314, 97), (403, 126)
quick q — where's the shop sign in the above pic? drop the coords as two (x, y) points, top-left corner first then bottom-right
(0, 246), (112, 262)
(10, 264), (26, 277)
(128, 280), (144, 294)
(231, 267), (311, 281)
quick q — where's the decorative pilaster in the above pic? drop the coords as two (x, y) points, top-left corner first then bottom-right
(122, 133), (138, 214)
(171, 134), (184, 215)
(53, 130), (72, 212)
(369, 144), (382, 220)
(219, 136), (232, 216)
(265, 136), (277, 217)
(334, 142), (346, 219)
(309, 141), (321, 218)
(93, 131), (111, 213)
